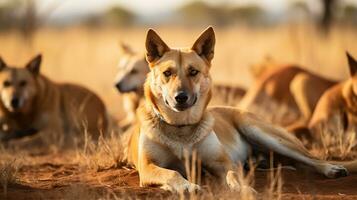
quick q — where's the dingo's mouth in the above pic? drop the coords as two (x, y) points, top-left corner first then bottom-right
(165, 95), (197, 112)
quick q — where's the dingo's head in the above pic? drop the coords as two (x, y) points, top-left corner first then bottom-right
(0, 55), (41, 114)
(347, 52), (357, 96)
(115, 43), (149, 93)
(144, 27), (215, 125)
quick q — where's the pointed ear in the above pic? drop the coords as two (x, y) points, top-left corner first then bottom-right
(0, 57), (7, 71)
(26, 54), (42, 74)
(145, 29), (170, 63)
(347, 52), (357, 77)
(191, 27), (215, 63)
(119, 41), (135, 55)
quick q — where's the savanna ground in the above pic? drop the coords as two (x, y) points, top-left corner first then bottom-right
(1, 24), (357, 199)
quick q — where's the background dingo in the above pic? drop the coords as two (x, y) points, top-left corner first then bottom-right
(0, 55), (108, 144)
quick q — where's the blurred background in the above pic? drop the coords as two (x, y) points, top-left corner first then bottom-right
(0, 0), (356, 117)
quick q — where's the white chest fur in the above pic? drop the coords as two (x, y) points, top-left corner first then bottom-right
(197, 130), (250, 164)
(140, 110), (251, 166)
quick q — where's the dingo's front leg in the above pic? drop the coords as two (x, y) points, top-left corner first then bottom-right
(139, 160), (200, 193)
(138, 136), (200, 193)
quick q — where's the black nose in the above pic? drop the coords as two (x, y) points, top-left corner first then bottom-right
(11, 98), (19, 109)
(115, 83), (123, 92)
(175, 91), (188, 104)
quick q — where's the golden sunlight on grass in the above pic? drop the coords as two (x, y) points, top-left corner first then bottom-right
(0, 24), (357, 199)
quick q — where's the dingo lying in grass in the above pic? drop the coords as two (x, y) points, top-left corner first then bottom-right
(125, 27), (355, 193)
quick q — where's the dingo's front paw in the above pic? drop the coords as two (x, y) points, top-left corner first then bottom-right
(226, 171), (256, 194)
(160, 181), (201, 193)
(226, 172), (240, 191)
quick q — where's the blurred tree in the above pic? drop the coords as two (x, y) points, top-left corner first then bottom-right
(320, 0), (336, 33)
(228, 5), (265, 25)
(0, 0), (22, 30)
(178, 1), (227, 26)
(287, 1), (310, 22)
(0, 0), (61, 46)
(177, 1), (264, 26)
(21, 0), (37, 42)
(341, 3), (357, 24)
(105, 6), (135, 26)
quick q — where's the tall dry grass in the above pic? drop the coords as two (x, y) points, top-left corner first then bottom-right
(73, 131), (124, 171)
(0, 24), (356, 120)
(0, 159), (21, 198)
(0, 24), (356, 199)
(310, 120), (357, 160)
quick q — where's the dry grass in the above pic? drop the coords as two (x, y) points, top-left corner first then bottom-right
(75, 130), (125, 171)
(0, 24), (356, 199)
(0, 24), (356, 120)
(179, 151), (284, 200)
(0, 159), (20, 197)
(263, 165), (283, 200)
(311, 119), (357, 160)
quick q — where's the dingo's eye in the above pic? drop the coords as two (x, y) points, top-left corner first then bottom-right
(3, 81), (11, 87)
(163, 70), (172, 77)
(131, 69), (137, 74)
(189, 69), (199, 76)
(19, 80), (27, 87)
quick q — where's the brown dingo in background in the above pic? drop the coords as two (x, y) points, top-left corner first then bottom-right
(239, 62), (337, 127)
(0, 54), (108, 143)
(309, 52), (357, 141)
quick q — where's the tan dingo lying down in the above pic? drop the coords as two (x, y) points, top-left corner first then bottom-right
(239, 61), (337, 127)
(0, 54), (108, 142)
(114, 43), (245, 129)
(125, 27), (357, 193)
(309, 52), (357, 140)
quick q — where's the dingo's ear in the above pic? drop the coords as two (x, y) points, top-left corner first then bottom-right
(119, 41), (135, 55)
(191, 26), (215, 63)
(145, 29), (170, 64)
(347, 52), (357, 77)
(26, 54), (42, 75)
(0, 57), (7, 71)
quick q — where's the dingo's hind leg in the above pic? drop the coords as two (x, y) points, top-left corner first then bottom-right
(235, 111), (348, 178)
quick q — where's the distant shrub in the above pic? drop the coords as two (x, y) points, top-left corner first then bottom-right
(228, 5), (265, 24)
(105, 6), (135, 26)
(177, 1), (265, 26)
(0, 0), (22, 30)
(341, 4), (357, 23)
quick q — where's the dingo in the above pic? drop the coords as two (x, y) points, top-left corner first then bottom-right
(239, 63), (336, 127)
(0, 54), (108, 142)
(125, 27), (355, 193)
(309, 52), (357, 140)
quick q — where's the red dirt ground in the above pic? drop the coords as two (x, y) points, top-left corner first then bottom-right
(2, 152), (357, 200)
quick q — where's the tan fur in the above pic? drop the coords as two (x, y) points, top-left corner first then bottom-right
(125, 27), (355, 193)
(115, 43), (148, 130)
(115, 43), (246, 129)
(239, 64), (336, 127)
(211, 84), (246, 106)
(0, 55), (108, 142)
(249, 55), (276, 79)
(309, 52), (357, 142)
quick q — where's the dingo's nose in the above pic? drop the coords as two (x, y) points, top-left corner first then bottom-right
(11, 98), (20, 109)
(115, 82), (125, 93)
(115, 82), (121, 91)
(175, 92), (188, 104)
